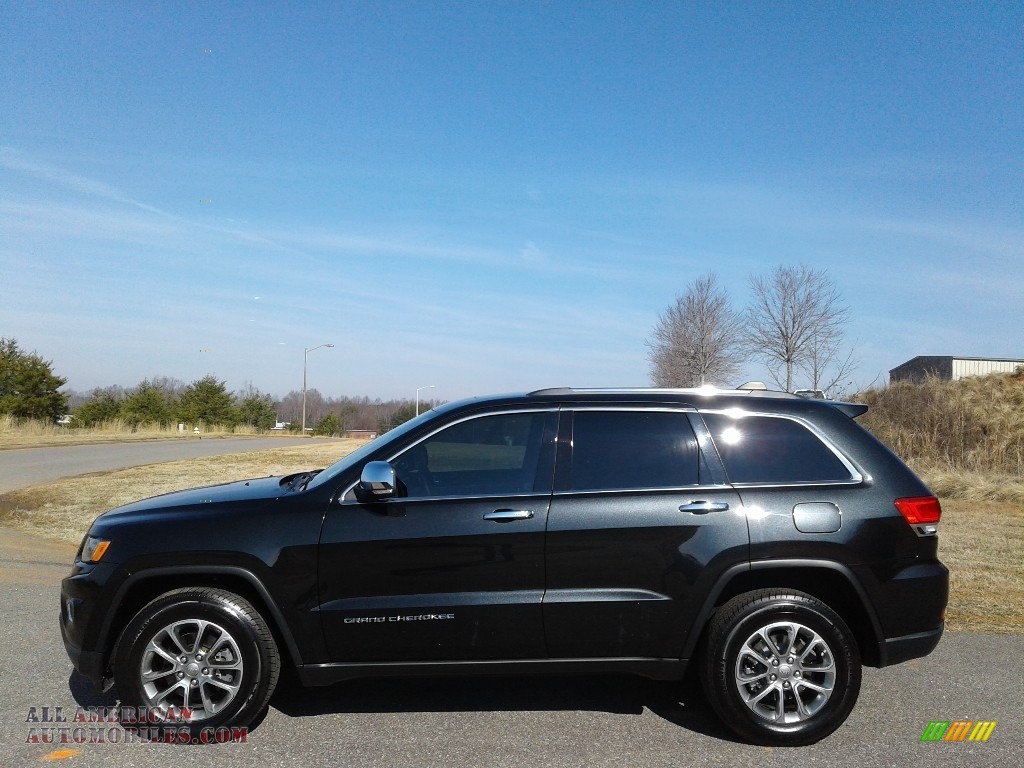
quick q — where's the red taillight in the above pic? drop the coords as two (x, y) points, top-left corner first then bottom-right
(895, 496), (942, 525)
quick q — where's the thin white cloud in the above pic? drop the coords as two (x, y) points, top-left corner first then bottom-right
(519, 241), (545, 264)
(0, 147), (171, 217)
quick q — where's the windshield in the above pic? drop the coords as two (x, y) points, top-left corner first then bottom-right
(304, 406), (444, 491)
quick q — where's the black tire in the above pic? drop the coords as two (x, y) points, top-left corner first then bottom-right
(699, 589), (861, 746)
(113, 587), (279, 742)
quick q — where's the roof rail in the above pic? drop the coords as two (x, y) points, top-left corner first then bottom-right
(527, 387), (574, 396)
(527, 385), (799, 398)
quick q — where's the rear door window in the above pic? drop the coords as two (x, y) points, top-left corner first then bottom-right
(569, 410), (701, 491)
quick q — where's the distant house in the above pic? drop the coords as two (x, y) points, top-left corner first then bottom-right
(344, 429), (378, 439)
(889, 356), (1024, 384)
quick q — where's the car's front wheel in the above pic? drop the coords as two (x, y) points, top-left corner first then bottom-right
(113, 587), (279, 741)
(700, 589), (861, 746)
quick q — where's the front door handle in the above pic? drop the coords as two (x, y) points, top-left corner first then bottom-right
(679, 501), (730, 514)
(483, 509), (535, 522)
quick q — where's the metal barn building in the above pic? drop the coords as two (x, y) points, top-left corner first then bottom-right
(889, 356), (1024, 384)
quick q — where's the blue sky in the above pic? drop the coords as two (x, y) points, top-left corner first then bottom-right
(2, 1), (1022, 402)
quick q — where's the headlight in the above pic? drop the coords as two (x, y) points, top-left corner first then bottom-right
(80, 535), (111, 564)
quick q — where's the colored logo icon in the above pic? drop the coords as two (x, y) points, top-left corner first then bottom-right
(920, 721), (997, 742)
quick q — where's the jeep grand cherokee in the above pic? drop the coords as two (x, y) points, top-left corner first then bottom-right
(60, 386), (948, 746)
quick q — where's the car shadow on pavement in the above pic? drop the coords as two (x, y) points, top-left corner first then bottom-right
(270, 669), (742, 743)
(68, 671), (118, 709)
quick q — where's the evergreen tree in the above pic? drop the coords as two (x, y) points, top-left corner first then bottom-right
(73, 387), (124, 426)
(237, 392), (277, 430)
(0, 337), (67, 420)
(177, 375), (238, 426)
(120, 381), (175, 426)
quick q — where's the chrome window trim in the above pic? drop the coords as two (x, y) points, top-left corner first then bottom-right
(551, 483), (734, 497)
(563, 405), (699, 414)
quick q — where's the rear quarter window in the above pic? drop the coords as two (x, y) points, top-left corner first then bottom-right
(701, 411), (853, 484)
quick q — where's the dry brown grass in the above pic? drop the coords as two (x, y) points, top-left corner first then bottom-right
(938, 499), (1024, 633)
(856, 370), (1024, 483)
(918, 467), (1024, 505)
(0, 414), (284, 449)
(0, 440), (366, 543)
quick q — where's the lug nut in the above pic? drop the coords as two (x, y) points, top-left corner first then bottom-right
(177, 672), (184, 679)
(191, 679), (198, 686)
(202, 668), (208, 675)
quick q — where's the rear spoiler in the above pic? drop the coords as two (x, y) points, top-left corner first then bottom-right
(829, 401), (869, 419)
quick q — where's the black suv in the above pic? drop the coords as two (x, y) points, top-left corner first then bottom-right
(60, 387), (948, 746)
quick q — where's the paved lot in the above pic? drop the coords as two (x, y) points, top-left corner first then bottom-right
(0, 437), (317, 493)
(1, 527), (1020, 767)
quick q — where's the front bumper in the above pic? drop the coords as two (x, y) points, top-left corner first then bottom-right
(59, 563), (116, 689)
(60, 620), (109, 687)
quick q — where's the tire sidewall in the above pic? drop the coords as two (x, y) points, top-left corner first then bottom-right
(714, 597), (861, 746)
(114, 592), (274, 738)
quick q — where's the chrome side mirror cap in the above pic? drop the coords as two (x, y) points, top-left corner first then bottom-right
(357, 461), (397, 501)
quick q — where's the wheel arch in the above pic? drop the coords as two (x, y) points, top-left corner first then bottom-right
(684, 559), (884, 667)
(101, 566), (304, 681)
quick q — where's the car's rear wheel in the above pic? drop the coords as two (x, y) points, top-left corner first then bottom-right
(700, 589), (861, 746)
(113, 587), (279, 742)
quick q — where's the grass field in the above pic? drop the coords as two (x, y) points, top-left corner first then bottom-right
(0, 438), (1019, 634)
(937, 498), (1024, 633)
(0, 441), (363, 542)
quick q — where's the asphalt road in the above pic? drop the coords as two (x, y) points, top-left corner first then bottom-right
(0, 437), (317, 494)
(0, 528), (1020, 768)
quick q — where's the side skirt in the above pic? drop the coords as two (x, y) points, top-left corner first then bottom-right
(297, 657), (689, 686)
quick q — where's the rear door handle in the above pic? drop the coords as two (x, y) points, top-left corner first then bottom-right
(679, 501), (730, 514)
(483, 509), (535, 522)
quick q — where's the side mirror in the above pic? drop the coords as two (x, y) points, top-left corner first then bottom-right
(356, 461), (397, 502)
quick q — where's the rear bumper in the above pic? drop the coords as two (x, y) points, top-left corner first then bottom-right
(880, 624), (944, 667)
(858, 558), (948, 665)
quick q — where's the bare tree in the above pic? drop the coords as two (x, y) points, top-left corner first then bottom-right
(648, 273), (745, 387)
(799, 333), (858, 398)
(745, 264), (851, 392)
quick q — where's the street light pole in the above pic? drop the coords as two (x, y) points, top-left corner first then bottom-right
(302, 343), (334, 433)
(415, 384), (436, 416)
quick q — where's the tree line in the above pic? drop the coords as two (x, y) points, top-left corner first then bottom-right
(0, 338), (435, 435)
(67, 379), (434, 435)
(648, 264), (856, 396)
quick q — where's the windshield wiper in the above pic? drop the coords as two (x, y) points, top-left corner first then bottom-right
(294, 469), (323, 492)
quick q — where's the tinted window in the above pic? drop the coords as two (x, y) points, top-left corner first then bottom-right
(701, 412), (852, 484)
(570, 410), (699, 491)
(392, 412), (550, 497)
